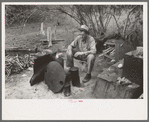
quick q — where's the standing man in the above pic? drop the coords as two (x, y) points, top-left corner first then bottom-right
(66, 25), (96, 83)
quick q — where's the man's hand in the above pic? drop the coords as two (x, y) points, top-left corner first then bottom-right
(74, 52), (85, 57)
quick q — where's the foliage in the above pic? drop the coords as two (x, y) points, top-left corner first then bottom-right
(5, 5), (143, 49)
(58, 5), (143, 49)
(5, 5), (37, 26)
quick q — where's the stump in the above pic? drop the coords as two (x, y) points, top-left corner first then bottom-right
(47, 27), (52, 47)
(93, 78), (141, 99)
(40, 22), (45, 35)
(93, 59), (142, 99)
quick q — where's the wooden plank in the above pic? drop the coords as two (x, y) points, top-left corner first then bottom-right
(115, 39), (133, 61)
(40, 38), (48, 42)
(115, 43), (120, 62)
(103, 47), (113, 53)
(104, 54), (115, 60)
(110, 49), (115, 54)
(98, 47), (114, 58)
(104, 42), (115, 46)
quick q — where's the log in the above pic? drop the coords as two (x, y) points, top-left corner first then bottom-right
(5, 48), (38, 56)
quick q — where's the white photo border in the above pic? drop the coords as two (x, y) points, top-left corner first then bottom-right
(2, 2), (148, 120)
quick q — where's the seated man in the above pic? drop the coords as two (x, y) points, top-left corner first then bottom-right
(66, 25), (96, 83)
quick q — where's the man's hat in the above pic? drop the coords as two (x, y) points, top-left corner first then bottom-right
(78, 25), (89, 33)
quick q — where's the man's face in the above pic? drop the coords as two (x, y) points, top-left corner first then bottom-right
(80, 31), (87, 41)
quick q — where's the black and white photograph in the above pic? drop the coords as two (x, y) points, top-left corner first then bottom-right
(2, 2), (148, 120)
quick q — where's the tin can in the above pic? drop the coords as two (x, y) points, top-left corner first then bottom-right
(70, 67), (80, 87)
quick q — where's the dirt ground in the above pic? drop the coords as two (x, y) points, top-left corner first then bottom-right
(5, 14), (114, 99)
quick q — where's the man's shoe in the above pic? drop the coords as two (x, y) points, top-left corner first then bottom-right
(82, 74), (91, 83)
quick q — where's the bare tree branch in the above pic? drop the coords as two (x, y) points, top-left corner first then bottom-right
(20, 8), (38, 34)
(112, 14), (121, 36)
(123, 5), (139, 37)
(58, 8), (81, 24)
(104, 14), (112, 31)
(93, 9), (100, 34)
(97, 6), (105, 33)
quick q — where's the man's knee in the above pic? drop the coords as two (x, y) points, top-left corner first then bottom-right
(87, 54), (95, 61)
